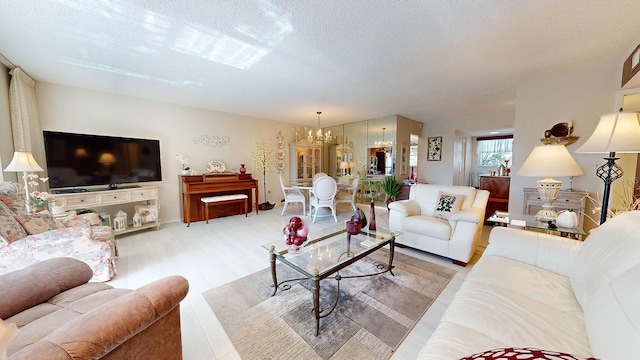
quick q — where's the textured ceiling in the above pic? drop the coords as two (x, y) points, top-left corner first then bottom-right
(1, 1), (640, 130)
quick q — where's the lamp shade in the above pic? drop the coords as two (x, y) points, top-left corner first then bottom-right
(3, 150), (43, 172)
(575, 112), (640, 154)
(517, 144), (584, 177)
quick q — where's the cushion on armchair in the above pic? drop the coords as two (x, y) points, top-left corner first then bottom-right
(434, 192), (465, 219)
(0, 257), (93, 319)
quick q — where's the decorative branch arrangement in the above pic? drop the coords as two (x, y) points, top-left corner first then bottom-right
(582, 178), (640, 226)
(252, 139), (275, 210)
(194, 135), (230, 146)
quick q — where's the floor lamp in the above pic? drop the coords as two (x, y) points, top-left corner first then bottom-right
(517, 144), (584, 222)
(3, 149), (44, 213)
(575, 112), (640, 224)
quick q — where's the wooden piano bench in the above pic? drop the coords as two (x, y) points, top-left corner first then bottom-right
(200, 194), (249, 224)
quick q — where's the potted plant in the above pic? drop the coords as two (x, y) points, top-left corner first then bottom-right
(378, 176), (401, 209)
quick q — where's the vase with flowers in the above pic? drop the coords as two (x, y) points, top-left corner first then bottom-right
(30, 191), (54, 213)
(176, 153), (190, 175)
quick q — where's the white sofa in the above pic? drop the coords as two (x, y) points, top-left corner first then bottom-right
(418, 210), (640, 360)
(388, 184), (489, 266)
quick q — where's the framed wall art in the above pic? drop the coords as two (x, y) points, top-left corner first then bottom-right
(427, 136), (442, 161)
(400, 142), (408, 175)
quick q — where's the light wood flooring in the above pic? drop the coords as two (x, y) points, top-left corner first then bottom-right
(107, 202), (490, 360)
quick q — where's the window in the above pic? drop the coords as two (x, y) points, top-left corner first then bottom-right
(477, 136), (513, 167)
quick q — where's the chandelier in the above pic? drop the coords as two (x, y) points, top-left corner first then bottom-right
(307, 111), (332, 145)
(375, 127), (393, 153)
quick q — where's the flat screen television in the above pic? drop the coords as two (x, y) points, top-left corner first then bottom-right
(43, 131), (162, 190)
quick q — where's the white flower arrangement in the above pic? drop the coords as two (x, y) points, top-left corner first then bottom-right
(26, 174), (53, 209)
(175, 153), (190, 171)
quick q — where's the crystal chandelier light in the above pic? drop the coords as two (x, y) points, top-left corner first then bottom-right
(307, 111), (332, 145)
(375, 127), (393, 153)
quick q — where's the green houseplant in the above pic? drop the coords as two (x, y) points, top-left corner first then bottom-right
(378, 176), (401, 208)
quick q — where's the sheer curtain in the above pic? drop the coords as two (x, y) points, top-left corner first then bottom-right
(8, 67), (46, 173)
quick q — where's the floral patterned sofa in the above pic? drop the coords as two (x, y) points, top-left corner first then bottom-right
(0, 182), (116, 282)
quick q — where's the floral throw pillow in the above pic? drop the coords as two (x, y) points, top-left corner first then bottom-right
(434, 192), (464, 219)
(14, 213), (66, 235)
(458, 347), (599, 360)
(0, 201), (28, 243)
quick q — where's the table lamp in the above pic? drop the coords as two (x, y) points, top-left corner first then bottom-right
(575, 112), (640, 224)
(3, 149), (44, 212)
(517, 144), (584, 222)
(340, 161), (349, 176)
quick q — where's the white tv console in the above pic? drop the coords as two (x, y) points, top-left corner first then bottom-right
(53, 185), (160, 236)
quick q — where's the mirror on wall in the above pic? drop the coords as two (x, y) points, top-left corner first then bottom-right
(366, 117), (396, 177)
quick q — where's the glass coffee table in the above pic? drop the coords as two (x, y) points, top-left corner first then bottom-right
(262, 225), (399, 336)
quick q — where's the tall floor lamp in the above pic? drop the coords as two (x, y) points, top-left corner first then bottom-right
(575, 112), (640, 224)
(517, 144), (584, 222)
(3, 149), (44, 213)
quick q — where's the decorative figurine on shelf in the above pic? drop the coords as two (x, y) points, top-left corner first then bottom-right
(133, 212), (142, 228)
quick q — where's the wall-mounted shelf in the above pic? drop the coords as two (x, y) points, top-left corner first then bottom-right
(540, 135), (579, 146)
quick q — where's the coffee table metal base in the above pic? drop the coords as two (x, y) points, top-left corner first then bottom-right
(269, 235), (395, 336)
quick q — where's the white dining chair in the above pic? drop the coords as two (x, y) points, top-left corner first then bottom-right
(312, 172), (328, 184)
(279, 175), (306, 216)
(335, 178), (360, 212)
(309, 176), (337, 223)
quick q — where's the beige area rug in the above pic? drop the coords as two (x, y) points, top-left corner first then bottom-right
(203, 249), (456, 360)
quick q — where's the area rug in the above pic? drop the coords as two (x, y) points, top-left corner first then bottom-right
(203, 249), (456, 360)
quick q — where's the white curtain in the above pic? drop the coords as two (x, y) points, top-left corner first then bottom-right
(476, 138), (512, 154)
(8, 67), (46, 173)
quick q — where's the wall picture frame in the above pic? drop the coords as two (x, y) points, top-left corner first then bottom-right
(400, 142), (408, 175)
(428, 136), (442, 161)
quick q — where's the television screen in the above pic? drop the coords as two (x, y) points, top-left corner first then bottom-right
(43, 131), (162, 189)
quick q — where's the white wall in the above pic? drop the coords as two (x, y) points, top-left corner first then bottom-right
(36, 82), (298, 223)
(510, 64), (621, 232)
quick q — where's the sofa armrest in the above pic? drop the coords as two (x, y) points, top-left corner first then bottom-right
(388, 200), (421, 217)
(9, 275), (189, 359)
(448, 207), (483, 223)
(483, 226), (583, 276)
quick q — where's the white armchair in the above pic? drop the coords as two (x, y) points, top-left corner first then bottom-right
(388, 184), (489, 266)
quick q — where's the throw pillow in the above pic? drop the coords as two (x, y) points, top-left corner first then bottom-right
(458, 347), (599, 360)
(434, 192), (464, 219)
(0, 202), (28, 243)
(135, 205), (158, 224)
(14, 214), (66, 235)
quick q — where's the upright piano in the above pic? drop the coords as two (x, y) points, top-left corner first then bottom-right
(180, 173), (259, 224)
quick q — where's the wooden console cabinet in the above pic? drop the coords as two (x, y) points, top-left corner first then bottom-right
(480, 176), (510, 224)
(53, 185), (160, 236)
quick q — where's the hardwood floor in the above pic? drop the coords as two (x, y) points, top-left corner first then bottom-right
(107, 203), (490, 359)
